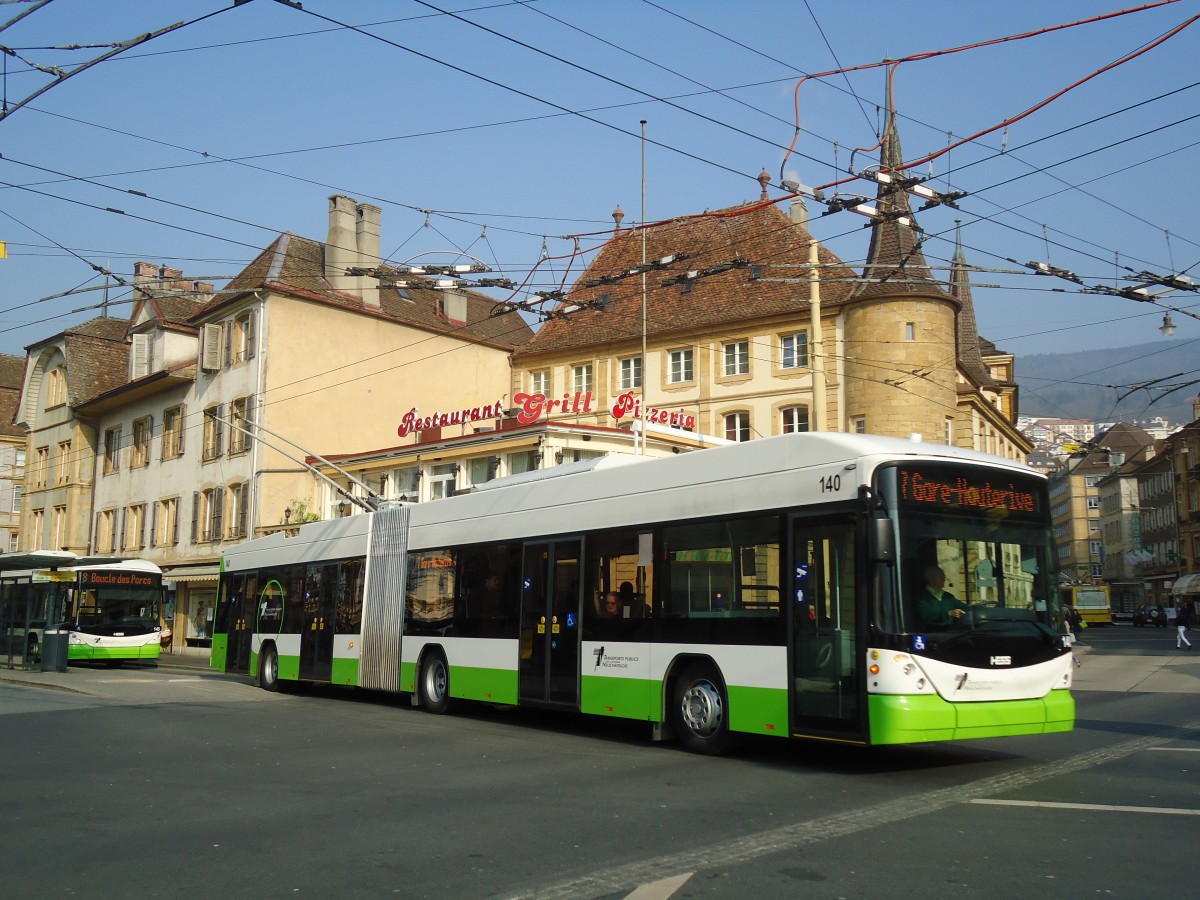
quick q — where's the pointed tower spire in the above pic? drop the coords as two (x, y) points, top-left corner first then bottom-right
(851, 106), (944, 300)
(950, 220), (993, 385)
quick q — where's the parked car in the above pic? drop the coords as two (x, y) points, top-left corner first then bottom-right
(1132, 604), (1168, 627)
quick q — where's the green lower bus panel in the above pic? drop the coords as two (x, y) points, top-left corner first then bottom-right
(68, 644), (161, 662)
(210, 634), (228, 673)
(451, 665), (518, 705)
(580, 674), (654, 720)
(278, 653), (300, 683)
(869, 690), (1076, 745)
(726, 684), (789, 737)
(331, 656), (359, 686)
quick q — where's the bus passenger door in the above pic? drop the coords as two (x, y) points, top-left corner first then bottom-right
(519, 540), (582, 706)
(790, 516), (865, 739)
(223, 574), (256, 675)
(300, 564), (335, 682)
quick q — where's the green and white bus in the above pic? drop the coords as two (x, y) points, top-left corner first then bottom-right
(0, 554), (164, 666)
(212, 432), (1074, 752)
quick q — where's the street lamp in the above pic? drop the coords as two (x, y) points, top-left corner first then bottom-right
(1159, 312), (1177, 337)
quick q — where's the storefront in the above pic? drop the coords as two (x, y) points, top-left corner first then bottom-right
(162, 564), (220, 653)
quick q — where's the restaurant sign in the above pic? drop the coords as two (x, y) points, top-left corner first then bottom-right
(398, 389), (695, 437)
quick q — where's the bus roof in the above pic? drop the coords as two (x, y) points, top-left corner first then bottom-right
(223, 432), (1043, 571)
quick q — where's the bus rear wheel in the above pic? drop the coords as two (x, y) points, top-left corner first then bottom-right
(672, 664), (734, 756)
(418, 652), (450, 714)
(258, 645), (280, 692)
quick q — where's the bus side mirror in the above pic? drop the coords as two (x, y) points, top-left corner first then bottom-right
(868, 518), (896, 564)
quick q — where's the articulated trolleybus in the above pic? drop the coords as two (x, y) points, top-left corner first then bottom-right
(213, 433), (1074, 752)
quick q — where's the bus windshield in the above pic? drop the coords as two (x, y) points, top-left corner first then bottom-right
(70, 570), (162, 632)
(876, 462), (1061, 641)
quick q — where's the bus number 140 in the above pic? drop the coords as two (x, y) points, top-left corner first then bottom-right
(819, 474), (841, 493)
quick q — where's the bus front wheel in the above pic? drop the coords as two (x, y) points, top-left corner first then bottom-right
(418, 652), (450, 714)
(672, 664), (734, 756)
(259, 645), (280, 692)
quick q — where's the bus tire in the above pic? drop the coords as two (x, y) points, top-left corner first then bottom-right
(672, 663), (734, 756)
(418, 651), (450, 714)
(259, 644), (281, 692)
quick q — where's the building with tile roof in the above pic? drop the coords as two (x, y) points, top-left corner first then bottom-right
(509, 114), (1029, 460)
(14, 196), (533, 648)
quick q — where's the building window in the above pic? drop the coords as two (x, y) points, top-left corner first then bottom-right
(162, 405), (185, 460)
(51, 506), (66, 550)
(131, 416), (152, 468)
(34, 446), (49, 487)
(103, 427), (121, 475)
(155, 497), (179, 547)
(97, 509), (117, 553)
(668, 348), (693, 384)
(619, 356), (642, 390)
(780, 332), (808, 369)
(572, 364), (593, 395)
(529, 369), (549, 396)
(905, 322), (916, 341)
(126, 504), (145, 551)
(781, 406), (809, 434)
(12, 485), (22, 513)
(203, 405), (224, 461)
(723, 340), (749, 377)
(8, 533), (18, 552)
(428, 463), (457, 501)
(229, 396), (253, 455)
(47, 367), (66, 407)
(508, 450), (538, 476)
(232, 310), (256, 363)
(196, 488), (222, 542)
(468, 455), (501, 487)
(390, 467), (419, 502)
(56, 441), (71, 484)
(724, 412), (751, 442)
(944, 417), (954, 445)
(851, 416), (866, 434)
(29, 508), (45, 550)
(1086, 496), (1100, 510)
(227, 482), (249, 539)
(15, 448), (24, 468)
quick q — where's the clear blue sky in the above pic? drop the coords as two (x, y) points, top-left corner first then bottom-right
(2, 1), (1197, 390)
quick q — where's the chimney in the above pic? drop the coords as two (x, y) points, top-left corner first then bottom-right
(326, 195), (358, 296)
(356, 202), (382, 308)
(789, 196), (809, 228)
(1193, 394), (1200, 422)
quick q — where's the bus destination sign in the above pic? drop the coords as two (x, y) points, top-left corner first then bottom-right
(896, 466), (1039, 515)
(79, 570), (161, 589)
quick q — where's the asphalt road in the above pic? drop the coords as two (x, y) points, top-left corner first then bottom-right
(1, 628), (1196, 899)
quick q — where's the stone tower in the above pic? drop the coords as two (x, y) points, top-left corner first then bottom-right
(842, 113), (960, 441)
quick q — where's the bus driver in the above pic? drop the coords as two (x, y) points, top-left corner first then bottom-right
(919, 565), (968, 628)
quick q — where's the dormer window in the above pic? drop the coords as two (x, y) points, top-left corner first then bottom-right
(436, 290), (468, 326)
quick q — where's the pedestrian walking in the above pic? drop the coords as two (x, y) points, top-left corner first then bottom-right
(1176, 601), (1192, 650)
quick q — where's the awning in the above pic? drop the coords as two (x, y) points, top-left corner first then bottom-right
(1171, 573), (1200, 596)
(164, 565), (221, 585)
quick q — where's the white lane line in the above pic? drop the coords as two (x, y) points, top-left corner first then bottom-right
(505, 719), (1200, 900)
(971, 798), (1200, 816)
(624, 873), (694, 900)
(1148, 746), (1200, 752)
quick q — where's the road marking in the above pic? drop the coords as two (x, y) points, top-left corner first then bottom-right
(624, 873), (693, 899)
(505, 719), (1200, 900)
(971, 799), (1200, 816)
(1148, 746), (1200, 753)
